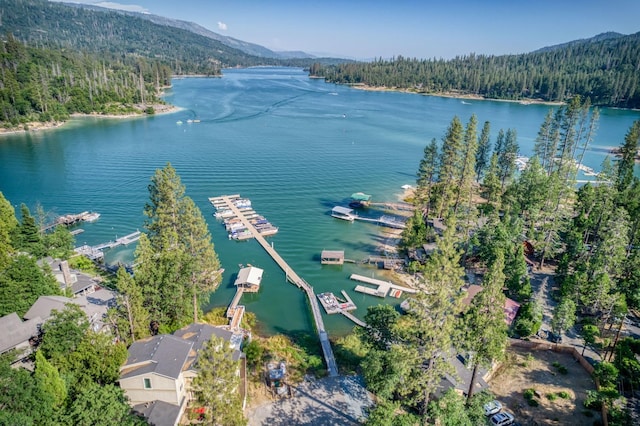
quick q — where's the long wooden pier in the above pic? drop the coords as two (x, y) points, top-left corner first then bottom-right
(214, 195), (339, 377)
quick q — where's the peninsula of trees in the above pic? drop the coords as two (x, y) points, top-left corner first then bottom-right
(309, 32), (640, 108)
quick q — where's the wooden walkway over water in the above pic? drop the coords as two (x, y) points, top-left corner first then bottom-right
(214, 195), (339, 377)
(74, 230), (142, 261)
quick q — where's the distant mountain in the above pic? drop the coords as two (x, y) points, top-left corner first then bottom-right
(2, 0), (345, 76)
(56, 1), (315, 60)
(532, 32), (626, 53)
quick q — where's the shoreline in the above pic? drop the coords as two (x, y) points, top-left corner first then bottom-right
(348, 83), (565, 106)
(0, 104), (181, 137)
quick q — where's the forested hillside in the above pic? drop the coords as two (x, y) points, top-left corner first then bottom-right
(1, 0), (343, 74)
(310, 32), (640, 108)
(0, 34), (170, 128)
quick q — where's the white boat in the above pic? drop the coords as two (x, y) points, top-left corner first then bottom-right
(176, 120), (183, 125)
(331, 206), (355, 221)
(83, 212), (101, 222)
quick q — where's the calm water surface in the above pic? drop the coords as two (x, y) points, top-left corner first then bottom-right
(1, 67), (639, 336)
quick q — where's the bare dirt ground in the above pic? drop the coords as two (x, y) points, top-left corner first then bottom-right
(246, 375), (373, 426)
(490, 347), (598, 426)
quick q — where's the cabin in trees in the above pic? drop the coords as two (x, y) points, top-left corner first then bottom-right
(234, 266), (263, 293)
(119, 323), (245, 426)
(462, 284), (521, 325)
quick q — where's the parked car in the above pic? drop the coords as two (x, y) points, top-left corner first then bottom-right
(548, 332), (562, 343)
(483, 400), (503, 416)
(490, 412), (515, 426)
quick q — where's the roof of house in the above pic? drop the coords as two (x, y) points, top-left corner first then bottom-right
(462, 284), (521, 326)
(439, 352), (489, 397)
(41, 257), (96, 295)
(133, 400), (182, 426)
(23, 295), (73, 322)
(121, 335), (193, 380)
(234, 266), (263, 287)
(173, 323), (244, 367)
(0, 312), (41, 354)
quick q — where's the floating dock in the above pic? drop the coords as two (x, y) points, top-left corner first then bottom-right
(331, 206), (406, 229)
(317, 291), (357, 314)
(350, 273), (417, 298)
(209, 195), (278, 240)
(210, 194), (338, 376)
(42, 211), (101, 232)
(73, 230), (141, 261)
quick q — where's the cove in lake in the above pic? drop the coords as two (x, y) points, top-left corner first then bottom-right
(1, 67), (639, 337)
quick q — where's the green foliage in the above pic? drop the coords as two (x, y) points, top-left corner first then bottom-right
(39, 304), (90, 366)
(313, 34), (640, 108)
(523, 388), (536, 400)
(357, 304), (400, 351)
(34, 351), (67, 409)
(613, 337), (640, 387)
(244, 339), (264, 368)
(594, 362), (619, 388)
(333, 333), (368, 375)
(67, 255), (98, 274)
(364, 400), (419, 426)
(0, 253), (61, 317)
(513, 300), (543, 337)
(428, 388), (472, 426)
(62, 383), (144, 426)
(552, 361), (569, 375)
(557, 390), (570, 399)
(43, 226), (74, 259)
(546, 392), (558, 401)
(191, 336), (246, 426)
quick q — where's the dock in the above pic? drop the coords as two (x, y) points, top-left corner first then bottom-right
(211, 195), (338, 377)
(41, 211), (101, 232)
(331, 206), (406, 229)
(209, 195), (278, 239)
(74, 230), (141, 261)
(350, 273), (417, 298)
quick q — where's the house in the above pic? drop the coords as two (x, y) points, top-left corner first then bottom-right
(462, 284), (521, 326)
(119, 323), (245, 426)
(438, 352), (491, 397)
(0, 312), (41, 361)
(233, 266), (263, 293)
(23, 290), (116, 332)
(40, 257), (98, 296)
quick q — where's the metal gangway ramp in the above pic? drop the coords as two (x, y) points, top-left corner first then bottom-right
(215, 195), (339, 377)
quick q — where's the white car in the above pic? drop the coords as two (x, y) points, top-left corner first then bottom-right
(490, 412), (515, 426)
(483, 400), (503, 416)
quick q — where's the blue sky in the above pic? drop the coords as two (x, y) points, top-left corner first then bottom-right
(54, 0), (640, 59)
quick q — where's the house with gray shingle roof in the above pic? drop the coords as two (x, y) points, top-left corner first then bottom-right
(119, 323), (245, 426)
(0, 312), (41, 360)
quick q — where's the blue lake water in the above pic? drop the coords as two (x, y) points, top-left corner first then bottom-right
(1, 67), (639, 336)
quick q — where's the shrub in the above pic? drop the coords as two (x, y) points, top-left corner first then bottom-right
(558, 391), (570, 399)
(546, 393), (558, 401)
(552, 361), (568, 374)
(524, 388), (535, 400)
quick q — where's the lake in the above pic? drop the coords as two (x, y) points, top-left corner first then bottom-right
(1, 67), (639, 336)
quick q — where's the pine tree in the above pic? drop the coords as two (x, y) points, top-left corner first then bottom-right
(114, 267), (149, 343)
(133, 163), (221, 329)
(462, 250), (507, 400)
(454, 114), (478, 215)
(416, 138), (439, 215)
(436, 116), (464, 217)
(475, 121), (491, 182)
(0, 192), (18, 269)
(402, 217), (465, 418)
(482, 154), (501, 207)
(616, 120), (640, 192)
(17, 204), (45, 257)
(191, 336), (246, 426)
(532, 109), (559, 174)
(34, 350), (67, 409)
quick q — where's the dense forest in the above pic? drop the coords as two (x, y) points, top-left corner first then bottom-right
(1, 0), (344, 75)
(310, 32), (640, 108)
(344, 99), (640, 424)
(0, 33), (171, 127)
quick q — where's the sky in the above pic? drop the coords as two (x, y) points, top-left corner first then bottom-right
(53, 0), (640, 59)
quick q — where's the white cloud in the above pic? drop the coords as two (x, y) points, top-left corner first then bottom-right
(217, 21), (228, 31)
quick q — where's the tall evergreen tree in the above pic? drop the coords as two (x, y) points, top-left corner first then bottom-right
(191, 336), (246, 426)
(416, 138), (439, 215)
(0, 192), (18, 269)
(462, 250), (507, 400)
(133, 163), (221, 329)
(532, 109), (559, 175)
(454, 114), (478, 215)
(474, 121), (491, 182)
(616, 120), (640, 192)
(403, 218), (465, 419)
(436, 116), (464, 217)
(497, 129), (518, 189)
(17, 203), (45, 257)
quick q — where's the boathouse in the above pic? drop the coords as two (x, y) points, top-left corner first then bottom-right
(331, 206), (355, 221)
(234, 266), (263, 293)
(321, 250), (345, 265)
